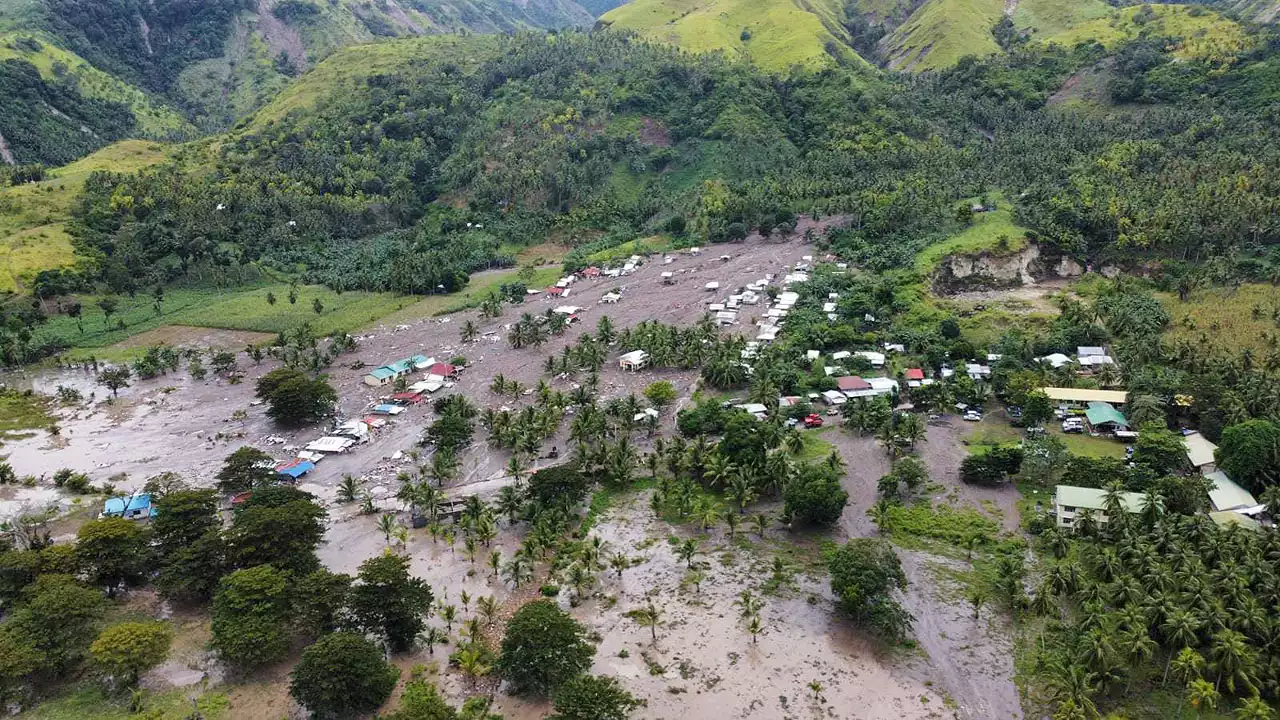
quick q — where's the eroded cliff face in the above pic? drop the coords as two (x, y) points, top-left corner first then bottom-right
(934, 241), (1084, 292)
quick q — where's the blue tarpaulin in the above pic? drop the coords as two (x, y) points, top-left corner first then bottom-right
(276, 461), (315, 479)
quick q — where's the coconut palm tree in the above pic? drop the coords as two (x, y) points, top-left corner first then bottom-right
(628, 601), (663, 643)
(610, 552), (629, 580)
(377, 514), (398, 546)
(337, 474), (360, 503)
(1043, 661), (1100, 720)
(438, 604), (457, 632)
(419, 626), (447, 655)
(1209, 629), (1258, 694)
(461, 320), (478, 343)
(1187, 678), (1220, 718)
(676, 538), (700, 568)
(455, 644), (491, 691)
(477, 595), (499, 626)
(1161, 615), (1203, 684)
(897, 413), (926, 450)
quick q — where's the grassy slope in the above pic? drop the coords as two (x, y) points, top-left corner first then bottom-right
(601, 0), (860, 71)
(0, 33), (192, 138)
(0, 141), (169, 293)
(1038, 4), (1252, 62)
(249, 35), (499, 127)
(1012, 0), (1110, 40)
(914, 200), (1031, 273)
(881, 0), (1005, 70)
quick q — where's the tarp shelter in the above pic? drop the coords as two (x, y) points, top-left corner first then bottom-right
(102, 493), (156, 520)
(1084, 402), (1129, 431)
(1042, 387), (1129, 405)
(1183, 431), (1218, 472)
(276, 460), (315, 480)
(372, 403), (405, 415)
(1205, 471), (1258, 512)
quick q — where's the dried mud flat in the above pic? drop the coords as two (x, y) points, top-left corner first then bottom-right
(7, 229), (1022, 719)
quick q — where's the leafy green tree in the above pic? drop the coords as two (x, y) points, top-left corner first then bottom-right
(75, 517), (151, 597)
(156, 529), (225, 604)
(215, 446), (278, 495)
(225, 485), (327, 574)
(826, 539), (912, 643)
(96, 366), (131, 397)
(498, 600), (595, 696)
(550, 674), (641, 720)
(642, 381), (677, 411)
(1, 574), (104, 675)
(1216, 420), (1280, 494)
(280, 569), (343, 639)
(289, 632), (399, 719)
(255, 368), (336, 426)
(1132, 421), (1188, 476)
(783, 463), (848, 527)
(349, 553), (433, 652)
(1021, 391), (1054, 427)
(89, 621), (172, 688)
(211, 565), (292, 671)
(152, 488), (219, 554)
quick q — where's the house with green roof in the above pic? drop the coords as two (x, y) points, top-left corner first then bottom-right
(1084, 402), (1128, 433)
(1053, 485), (1148, 531)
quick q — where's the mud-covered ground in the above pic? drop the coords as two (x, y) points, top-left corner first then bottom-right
(6, 229), (1025, 720)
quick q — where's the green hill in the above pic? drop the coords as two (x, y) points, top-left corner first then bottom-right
(880, 0), (1005, 70)
(1035, 4), (1253, 63)
(600, 0), (867, 70)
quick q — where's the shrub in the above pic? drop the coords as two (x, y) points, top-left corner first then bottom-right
(289, 632), (399, 719)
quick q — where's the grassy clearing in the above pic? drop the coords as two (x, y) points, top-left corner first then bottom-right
(374, 266), (562, 327)
(585, 236), (670, 265)
(915, 200), (1031, 274)
(794, 426), (836, 463)
(35, 284), (419, 354)
(16, 685), (228, 720)
(884, 0), (1005, 71)
(1012, 0), (1110, 40)
(601, 0), (852, 71)
(1160, 282), (1279, 355)
(0, 141), (169, 293)
(882, 502), (1001, 548)
(1039, 5), (1252, 63)
(0, 390), (55, 444)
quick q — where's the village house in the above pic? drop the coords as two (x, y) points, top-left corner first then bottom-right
(101, 493), (157, 520)
(618, 350), (649, 371)
(1053, 485), (1146, 530)
(1083, 402), (1129, 433)
(1183, 431), (1218, 474)
(362, 355), (429, 387)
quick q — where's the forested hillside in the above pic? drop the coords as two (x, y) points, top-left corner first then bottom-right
(0, 0), (595, 163)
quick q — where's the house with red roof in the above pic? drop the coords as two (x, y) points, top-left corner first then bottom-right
(836, 376), (871, 392)
(426, 362), (459, 378)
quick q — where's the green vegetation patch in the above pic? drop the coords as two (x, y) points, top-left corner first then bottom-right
(0, 389), (55, 443)
(35, 283), (420, 352)
(915, 201), (1031, 274)
(1037, 4), (1252, 63)
(1160, 283), (1279, 356)
(882, 502), (999, 546)
(1012, 0), (1110, 40)
(601, 0), (857, 71)
(15, 684), (229, 720)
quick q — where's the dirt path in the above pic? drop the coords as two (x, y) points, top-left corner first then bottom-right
(899, 550), (1023, 720)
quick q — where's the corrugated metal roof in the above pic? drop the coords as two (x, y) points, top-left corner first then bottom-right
(1183, 432), (1218, 467)
(1205, 471), (1257, 512)
(1054, 485), (1147, 513)
(1042, 387), (1129, 404)
(1209, 511), (1261, 531)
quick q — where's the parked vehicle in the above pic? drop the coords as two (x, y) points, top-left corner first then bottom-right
(803, 414), (824, 428)
(963, 410), (982, 422)
(1061, 418), (1085, 434)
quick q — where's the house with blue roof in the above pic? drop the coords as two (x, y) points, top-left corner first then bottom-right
(363, 355), (430, 387)
(101, 493), (157, 520)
